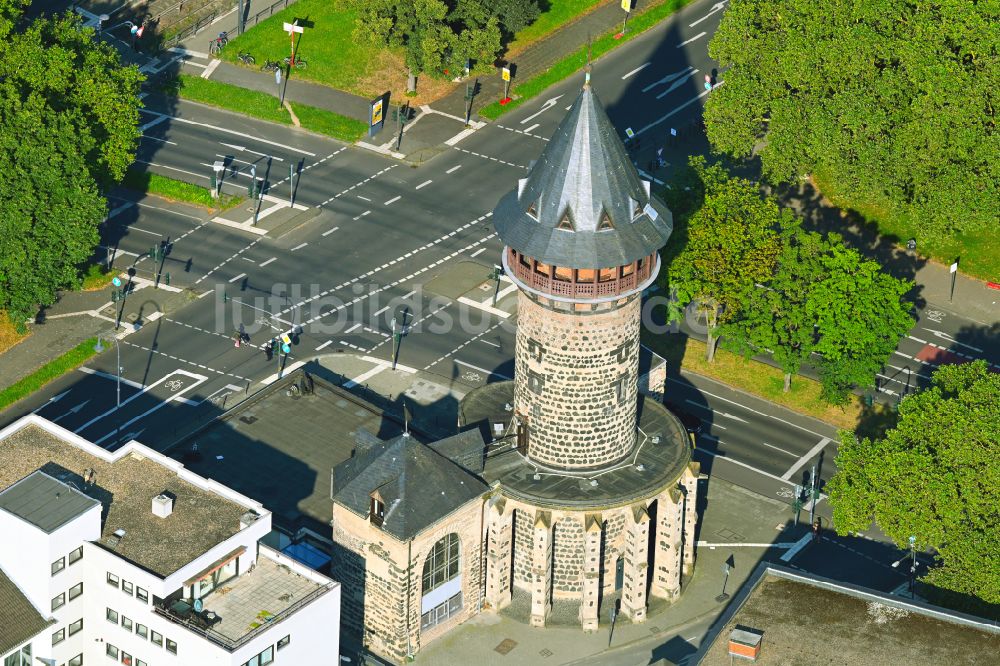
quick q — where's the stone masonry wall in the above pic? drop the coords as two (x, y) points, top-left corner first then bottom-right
(514, 291), (642, 469)
(551, 515), (584, 595)
(512, 507), (534, 587)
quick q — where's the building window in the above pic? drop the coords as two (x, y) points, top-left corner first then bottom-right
(136, 623), (147, 639)
(105, 644), (118, 660)
(135, 587), (148, 603)
(52, 628), (65, 646)
(69, 582), (83, 601)
(599, 267), (617, 282)
(369, 494), (384, 527)
(107, 572), (119, 588)
(422, 533), (461, 593)
(2, 644), (31, 666)
(52, 592), (66, 611)
(120, 652), (132, 666)
(121, 580), (133, 595)
(68, 618), (83, 636)
(277, 635), (290, 650)
(106, 608), (118, 624)
(166, 639), (177, 655)
(241, 646), (274, 666)
(136, 661), (146, 666)
(421, 591), (463, 631)
(150, 630), (162, 647)
(68, 655), (83, 666)
(68, 546), (83, 565)
(121, 616), (132, 631)
(51, 557), (65, 576)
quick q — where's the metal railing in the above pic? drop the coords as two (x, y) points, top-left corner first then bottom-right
(159, 0), (299, 52)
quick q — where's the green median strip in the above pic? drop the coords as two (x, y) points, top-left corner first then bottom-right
(164, 75), (367, 143)
(121, 168), (240, 208)
(480, 0), (696, 120)
(0, 338), (99, 413)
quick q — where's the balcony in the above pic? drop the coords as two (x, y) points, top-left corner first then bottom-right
(153, 554), (331, 651)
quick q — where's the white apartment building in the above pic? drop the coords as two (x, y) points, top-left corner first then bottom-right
(0, 415), (340, 666)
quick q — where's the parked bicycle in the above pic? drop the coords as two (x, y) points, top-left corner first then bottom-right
(237, 52), (256, 66)
(208, 31), (228, 55)
(283, 55), (307, 69)
(260, 59), (281, 73)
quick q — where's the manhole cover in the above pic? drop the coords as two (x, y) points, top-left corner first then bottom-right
(649, 625), (661, 633)
(494, 639), (517, 655)
(539, 648), (553, 658)
(239, 415), (258, 424)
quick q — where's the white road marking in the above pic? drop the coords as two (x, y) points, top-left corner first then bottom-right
(141, 134), (176, 145)
(345, 323), (362, 334)
(133, 159), (207, 181)
(693, 447), (788, 484)
(259, 257), (277, 267)
(470, 247), (486, 258)
(636, 84), (721, 137)
(260, 360), (306, 385)
(139, 115), (168, 132)
(453, 359), (512, 380)
(78, 367), (144, 389)
(201, 59), (221, 79)
(415, 180), (433, 190)
(357, 195), (371, 202)
(343, 365), (385, 389)
(371, 305), (390, 317)
(519, 95), (564, 124)
(384, 195), (401, 205)
(689, 0), (727, 27)
(228, 273), (246, 283)
(74, 370), (197, 434)
(290, 242), (308, 251)
(446, 165), (462, 174)
(761, 441), (798, 457)
(137, 109), (317, 156)
(93, 374), (208, 446)
(352, 210), (371, 220)
(316, 340), (334, 350)
(523, 123), (540, 133)
(128, 226), (162, 236)
(321, 226), (340, 237)
(621, 62), (651, 79)
(677, 31), (707, 47)
(781, 437), (832, 481)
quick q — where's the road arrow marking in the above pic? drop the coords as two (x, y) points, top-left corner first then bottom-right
(689, 1), (727, 27)
(520, 95), (564, 124)
(220, 143), (286, 161)
(677, 31), (707, 48)
(642, 65), (697, 93)
(621, 62), (651, 80)
(33, 391), (70, 414)
(920, 328), (983, 352)
(656, 69), (700, 99)
(719, 412), (748, 423)
(52, 401), (91, 423)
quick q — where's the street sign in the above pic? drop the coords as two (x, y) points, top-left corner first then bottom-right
(275, 68), (281, 85)
(280, 333), (291, 345)
(625, 127), (635, 138)
(112, 277), (122, 288)
(621, 0), (632, 11)
(502, 66), (511, 82)
(282, 21), (305, 34)
(949, 262), (959, 273)
(371, 98), (384, 126)
(670, 127), (677, 136)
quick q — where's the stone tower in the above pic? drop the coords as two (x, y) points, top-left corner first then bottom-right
(493, 82), (671, 469)
(460, 82), (700, 632)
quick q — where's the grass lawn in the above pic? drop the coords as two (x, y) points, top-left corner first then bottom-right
(811, 172), (999, 282)
(0, 315), (28, 356)
(481, 0), (696, 119)
(121, 168), (242, 209)
(505, 0), (605, 56)
(0, 338), (98, 413)
(80, 264), (116, 291)
(165, 75), (367, 142)
(642, 330), (895, 433)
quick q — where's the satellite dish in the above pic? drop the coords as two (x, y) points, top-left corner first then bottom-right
(193, 599), (203, 612)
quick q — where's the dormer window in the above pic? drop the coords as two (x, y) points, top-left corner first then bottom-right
(631, 199), (643, 220)
(598, 208), (614, 231)
(526, 201), (538, 219)
(557, 207), (574, 230)
(369, 493), (385, 527)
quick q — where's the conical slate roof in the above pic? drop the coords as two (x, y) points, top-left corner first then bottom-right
(492, 85), (673, 269)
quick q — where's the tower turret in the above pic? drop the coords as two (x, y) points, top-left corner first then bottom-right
(492, 86), (673, 470)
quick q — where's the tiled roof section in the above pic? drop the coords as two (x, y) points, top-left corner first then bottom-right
(0, 470), (99, 533)
(492, 85), (673, 268)
(0, 568), (52, 656)
(0, 424), (249, 578)
(332, 432), (488, 541)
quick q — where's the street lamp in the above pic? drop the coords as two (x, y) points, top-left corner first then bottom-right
(94, 334), (122, 446)
(97, 13), (109, 34)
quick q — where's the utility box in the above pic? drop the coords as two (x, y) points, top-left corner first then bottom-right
(728, 627), (763, 661)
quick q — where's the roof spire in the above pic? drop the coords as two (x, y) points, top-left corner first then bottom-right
(584, 34), (593, 89)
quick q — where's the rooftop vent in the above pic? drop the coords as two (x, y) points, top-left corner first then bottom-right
(83, 467), (96, 488)
(152, 494), (173, 518)
(729, 627), (763, 662)
(108, 528), (127, 548)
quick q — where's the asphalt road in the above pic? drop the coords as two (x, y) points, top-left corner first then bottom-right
(7, 0), (997, 536)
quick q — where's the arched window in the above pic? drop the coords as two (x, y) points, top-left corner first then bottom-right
(421, 534), (463, 631)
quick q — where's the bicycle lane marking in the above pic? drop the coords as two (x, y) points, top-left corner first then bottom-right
(72, 369), (203, 435)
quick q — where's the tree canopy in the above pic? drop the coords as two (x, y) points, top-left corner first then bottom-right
(660, 157), (783, 362)
(705, 0), (999, 240)
(0, 1), (142, 324)
(350, 0), (538, 80)
(828, 361), (1000, 608)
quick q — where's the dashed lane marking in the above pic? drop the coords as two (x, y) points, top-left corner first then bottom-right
(121, 341), (250, 381)
(322, 226), (340, 237)
(451, 147), (527, 169)
(446, 165), (462, 174)
(194, 238), (264, 284)
(496, 124), (550, 141)
(423, 323), (505, 371)
(291, 242), (308, 252)
(318, 165), (396, 207)
(384, 196), (401, 205)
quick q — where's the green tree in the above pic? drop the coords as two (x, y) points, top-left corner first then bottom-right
(808, 242), (914, 404)
(828, 361), (1000, 608)
(721, 220), (821, 392)
(660, 158), (782, 362)
(0, 2), (142, 325)
(705, 0), (999, 240)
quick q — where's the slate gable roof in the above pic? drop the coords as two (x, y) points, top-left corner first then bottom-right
(0, 568), (52, 656)
(492, 84), (673, 268)
(332, 431), (488, 541)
